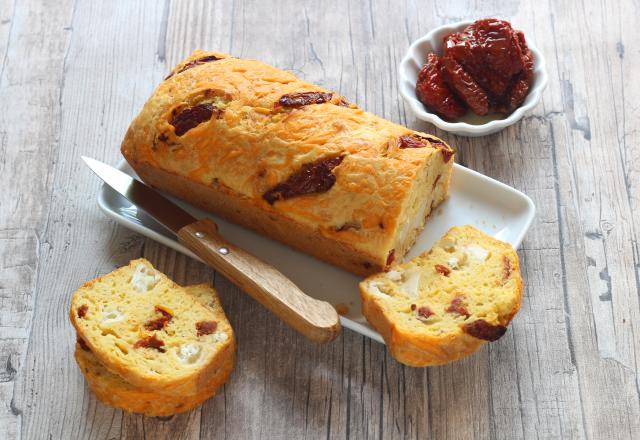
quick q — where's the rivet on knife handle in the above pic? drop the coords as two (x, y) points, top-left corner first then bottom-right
(178, 218), (341, 343)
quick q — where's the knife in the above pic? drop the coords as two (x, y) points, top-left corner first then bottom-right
(82, 156), (341, 343)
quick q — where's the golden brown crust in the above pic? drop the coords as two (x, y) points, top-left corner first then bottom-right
(75, 342), (235, 416)
(360, 293), (488, 367)
(360, 225), (523, 367)
(131, 160), (392, 276)
(121, 51), (454, 275)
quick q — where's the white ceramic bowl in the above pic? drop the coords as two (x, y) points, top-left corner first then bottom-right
(398, 20), (548, 137)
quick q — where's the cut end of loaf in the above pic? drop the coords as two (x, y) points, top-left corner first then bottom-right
(360, 225), (523, 367)
(389, 144), (453, 268)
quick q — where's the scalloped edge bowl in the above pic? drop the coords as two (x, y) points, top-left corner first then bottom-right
(398, 20), (548, 137)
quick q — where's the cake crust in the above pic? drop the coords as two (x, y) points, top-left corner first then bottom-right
(121, 51), (454, 275)
(75, 341), (234, 417)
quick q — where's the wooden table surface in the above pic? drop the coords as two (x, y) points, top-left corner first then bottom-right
(2, 0), (638, 438)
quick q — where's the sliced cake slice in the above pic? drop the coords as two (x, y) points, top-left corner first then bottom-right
(359, 225), (523, 367)
(70, 259), (234, 395)
(75, 284), (235, 416)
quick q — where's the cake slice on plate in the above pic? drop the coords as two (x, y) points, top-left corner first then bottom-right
(360, 225), (522, 367)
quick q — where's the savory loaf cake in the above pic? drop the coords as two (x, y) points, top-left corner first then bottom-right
(70, 259), (235, 396)
(359, 225), (522, 367)
(74, 284), (235, 416)
(121, 50), (455, 276)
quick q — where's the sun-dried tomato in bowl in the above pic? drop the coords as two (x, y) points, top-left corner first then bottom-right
(415, 19), (534, 120)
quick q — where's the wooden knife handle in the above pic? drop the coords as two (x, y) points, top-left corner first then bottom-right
(177, 218), (341, 343)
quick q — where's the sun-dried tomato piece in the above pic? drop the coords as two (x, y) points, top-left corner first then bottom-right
(278, 92), (333, 108)
(78, 338), (91, 352)
(414, 133), (447, 147)
(398, 135), (427, 149)
(171, 103), (220, 136)
(177, 55), (221, 74)
(435, 264), (451, 276)
(434, 143), (454, 163)
(515, 31), (530, 55)
(166, 55), (222, 79)
(77, 304), (88, 319)
(417, 306), (434, 319)
(442, 54), (489, 115)
(386, 249), (396, 266)
(134, 335), (166, 352)
(196, 320), (218, 336)
(502, 255), (512, 282)
(437, 19), (535, 116)
(463, 19), (526, 77)
(446, 295), (470, 318)
(415, 53), (466, 120)
(463, 319), (507, 341)
(263, 155), (344, 204)
(144, 306), (173, 331)
(503, 49), (534, 112)
(443, 32), (513, 97)
(144, 317), (169, 331)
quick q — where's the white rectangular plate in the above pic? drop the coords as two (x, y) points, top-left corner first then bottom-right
(98, 161), (535, 343)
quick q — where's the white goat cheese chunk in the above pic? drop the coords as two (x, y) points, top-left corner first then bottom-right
(465, 245), (489, 262)
(368, 281), (390, 297)
(101, 308), (124, 325)
(131, 264), (160, 292)
(177, 343), (203, 365)
(397, 268), (421, 299)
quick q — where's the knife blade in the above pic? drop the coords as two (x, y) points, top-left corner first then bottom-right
(82, 156), (341, 343)
(83, 156), (196, 233)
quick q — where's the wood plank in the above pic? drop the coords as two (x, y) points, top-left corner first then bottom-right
(0, 0), (14, 66)
(0, 0), (75, 438)
(542, 0), (640, 437)
(11, 1), (167, 439)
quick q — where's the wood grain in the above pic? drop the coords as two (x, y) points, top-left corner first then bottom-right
(1, 0), (639, 438)
(178, 218), (341, 343)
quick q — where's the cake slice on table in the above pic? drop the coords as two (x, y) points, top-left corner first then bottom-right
(70, 259), (235, 398)
(74, 283), (235, 417)
(359, 225), (523, 367)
